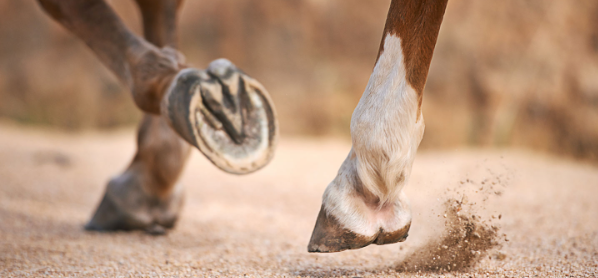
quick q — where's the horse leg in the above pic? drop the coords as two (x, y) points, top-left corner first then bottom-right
(308, 0), (448, 252)
(84, 0), (189, 233)
(37, 0), (278, 175)
(85, 115), (190, 234)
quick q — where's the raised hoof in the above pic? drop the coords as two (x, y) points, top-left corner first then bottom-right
(307, 205), (410, 253)
(162, 59), (278, 175)
(85, 175), (184, 233)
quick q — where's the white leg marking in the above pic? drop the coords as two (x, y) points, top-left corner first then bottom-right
(322, 34), (424, 236)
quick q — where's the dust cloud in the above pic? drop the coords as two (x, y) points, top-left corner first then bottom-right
(396, 197), (502, 272)
(396, 165), (511, 273)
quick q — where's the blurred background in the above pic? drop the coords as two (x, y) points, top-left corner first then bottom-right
(1, 0), (597, 162)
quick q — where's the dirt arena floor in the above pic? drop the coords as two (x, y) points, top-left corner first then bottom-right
(1, 122), (597, 277)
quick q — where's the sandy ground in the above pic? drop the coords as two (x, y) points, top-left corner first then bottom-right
(0, 122), (597, 277)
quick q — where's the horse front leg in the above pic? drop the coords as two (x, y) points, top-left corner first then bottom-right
(308, 0), (448, 252)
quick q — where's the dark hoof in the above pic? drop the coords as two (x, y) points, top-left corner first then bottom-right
(307, 205), (374, 253)
(85, 174), (184, 233)
(84, 191), (144, 232)
(145, 224), (168, 236)
(307, 205), (410, 253)
(162, 59), (278, 175)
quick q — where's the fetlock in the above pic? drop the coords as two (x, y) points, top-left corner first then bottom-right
(130, 45), (185, 114)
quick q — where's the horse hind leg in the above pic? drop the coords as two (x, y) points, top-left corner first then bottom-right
(37, 0), (279, 175)
(85, 114), (190, 234)
(84, 0), (189, 234)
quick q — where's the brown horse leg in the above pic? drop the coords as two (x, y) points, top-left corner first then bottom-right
(37, 0), (279, 175)
(135, 0), (184, 49)
(85, 115), (190, 233)
(84, 0), (189, 233)
(36, 0), (182, 114)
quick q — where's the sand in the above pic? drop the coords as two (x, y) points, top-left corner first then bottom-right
(1, 122), (597, 277)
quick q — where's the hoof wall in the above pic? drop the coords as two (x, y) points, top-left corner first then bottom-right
(85, 177), (183, 234)
(307, 205), (410, 253)
(145, 224), (168, 236)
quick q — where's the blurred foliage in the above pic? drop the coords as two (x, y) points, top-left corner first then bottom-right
(0, 0), (597, 161)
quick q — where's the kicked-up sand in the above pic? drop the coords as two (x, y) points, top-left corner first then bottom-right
(0, 122), (597, 277)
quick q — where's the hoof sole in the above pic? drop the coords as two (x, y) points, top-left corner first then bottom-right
(163, 60), (278, 175)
